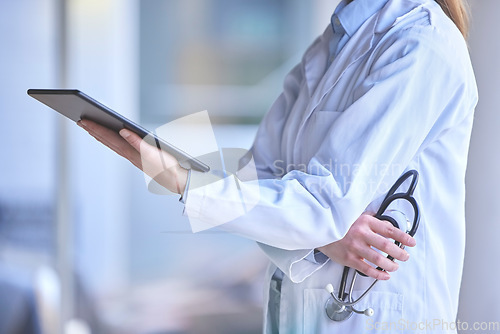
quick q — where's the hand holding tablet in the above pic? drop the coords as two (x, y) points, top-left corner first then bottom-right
(27, 89), (210, 173)
(78, 118), (188, 194)
(28, 89), (209, 194)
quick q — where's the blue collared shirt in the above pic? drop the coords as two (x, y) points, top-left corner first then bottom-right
(329, 0), (389, 64)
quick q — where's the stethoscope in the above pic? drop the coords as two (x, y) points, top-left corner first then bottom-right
(324, 170), (420, 322)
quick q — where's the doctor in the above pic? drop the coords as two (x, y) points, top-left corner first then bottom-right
(79, 0), (477, 332)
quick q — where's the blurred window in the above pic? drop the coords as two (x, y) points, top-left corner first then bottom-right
(140, 0), (314, 124)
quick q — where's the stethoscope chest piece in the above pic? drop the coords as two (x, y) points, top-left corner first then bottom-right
(325, 297), (353, 322)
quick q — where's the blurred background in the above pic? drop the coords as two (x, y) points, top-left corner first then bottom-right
(0, 0), (497, 333)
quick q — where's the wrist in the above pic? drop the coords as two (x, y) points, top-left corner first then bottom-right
(152, 165), (188, 194)
(177, 166), (188, 194)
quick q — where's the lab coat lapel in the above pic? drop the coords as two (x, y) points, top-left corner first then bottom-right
(301, 0), (423, 106)
(302, 26), (332, 97)
(296, 13), (379, 149)
(308, 16), (377, 114)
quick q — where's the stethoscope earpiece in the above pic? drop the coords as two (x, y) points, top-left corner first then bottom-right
(364, 308), (374, 317)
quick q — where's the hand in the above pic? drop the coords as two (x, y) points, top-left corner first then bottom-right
(77, 119), (188, 194)
(318, 214), (416, 280)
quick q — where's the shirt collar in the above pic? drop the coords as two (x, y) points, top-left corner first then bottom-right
(332, 0), (389, 37)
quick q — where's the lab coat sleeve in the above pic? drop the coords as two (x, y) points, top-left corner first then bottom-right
(251, 59), (334, 279)
(184, 27), (475, 252)
(250, 62), (304, 180)
(250, 60), (333, 275)
(257, 243), (330, 284)
(256, 243), (329, 283)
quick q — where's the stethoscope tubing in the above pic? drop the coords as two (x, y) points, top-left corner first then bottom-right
(331, 272), (378, 307)
(335, 170), (420, 306)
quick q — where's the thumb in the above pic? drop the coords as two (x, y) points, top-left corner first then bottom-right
(119, 129), (143, 152)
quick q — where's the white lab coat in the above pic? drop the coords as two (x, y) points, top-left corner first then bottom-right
(184, 0), (478, 332)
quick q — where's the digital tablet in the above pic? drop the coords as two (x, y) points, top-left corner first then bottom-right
(27, 89), (210, 172)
